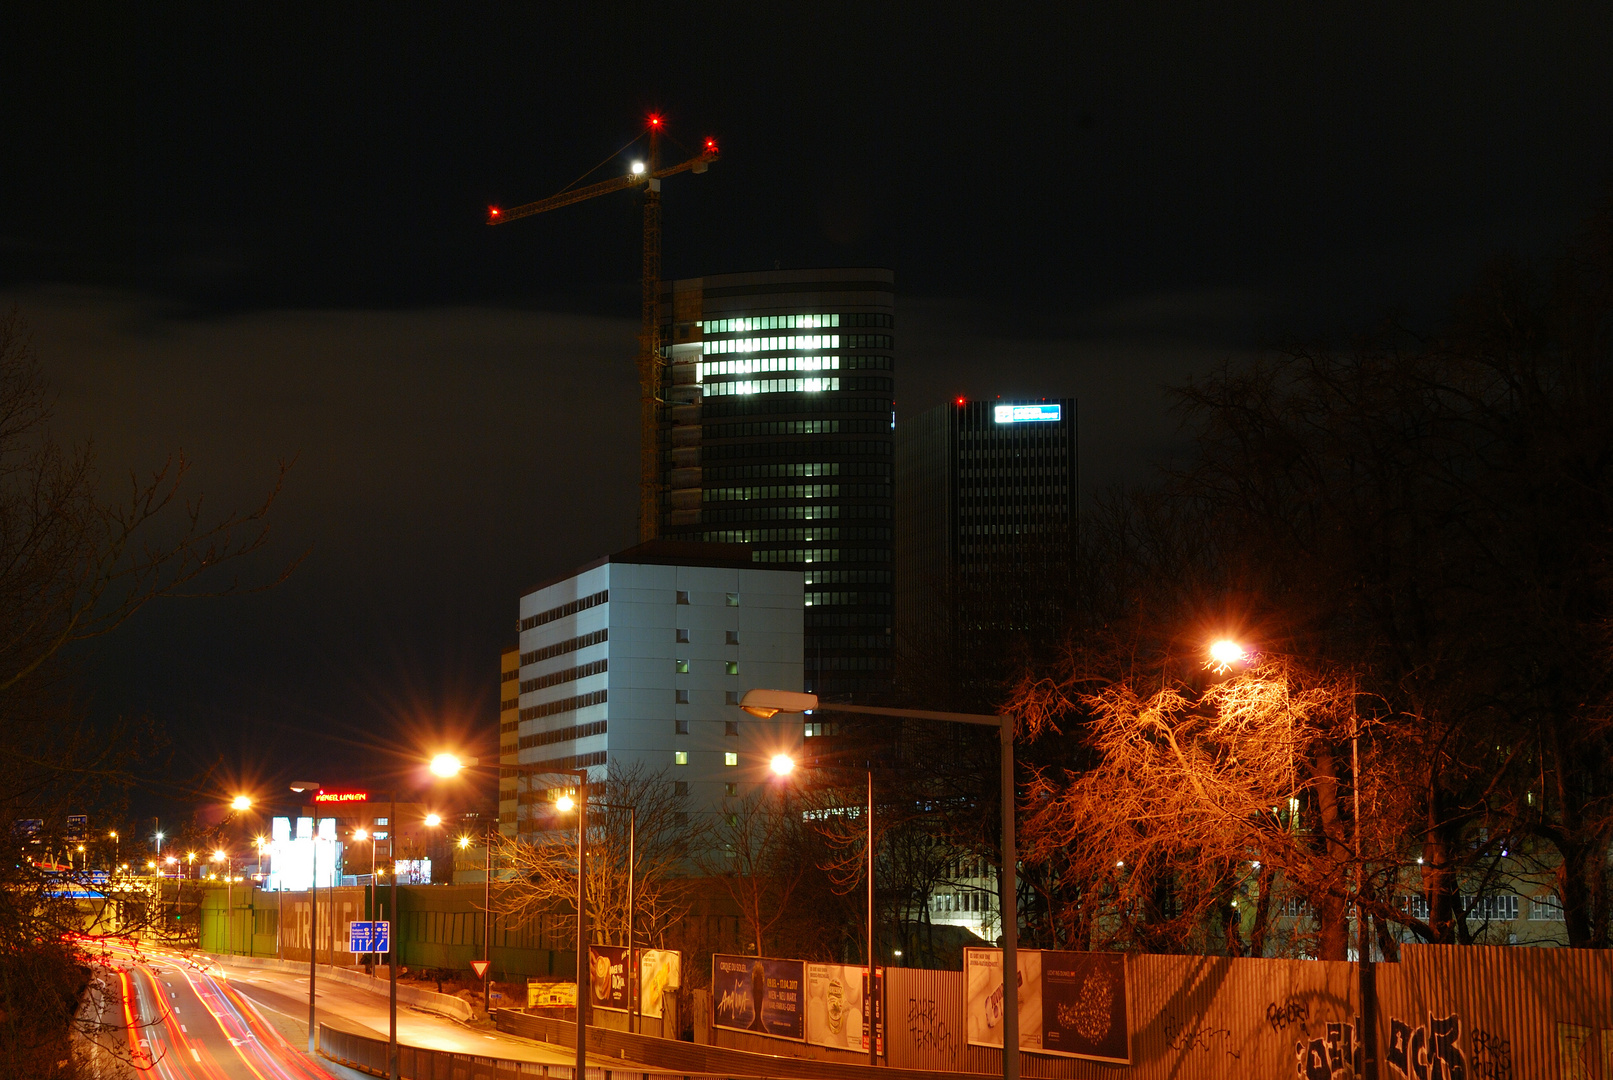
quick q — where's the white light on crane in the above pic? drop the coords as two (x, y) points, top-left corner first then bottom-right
(630, 161), (646, 175)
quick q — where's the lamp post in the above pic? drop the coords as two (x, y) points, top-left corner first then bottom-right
(213, 850), (234, 954)
(741, 689), (1019, 1080)
(109, 831), (118, 869)
(580, 801), (637, 1033)
(431, 753), (589, 1080)
(289, 782), (321, 1056)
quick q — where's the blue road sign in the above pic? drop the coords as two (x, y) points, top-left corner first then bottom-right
(349, 920), (390, 953)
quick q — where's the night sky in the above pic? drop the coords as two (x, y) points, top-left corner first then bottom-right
(3, 5), (1610, 815)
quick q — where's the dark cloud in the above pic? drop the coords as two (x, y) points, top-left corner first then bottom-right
(2, 5), (1612, 805)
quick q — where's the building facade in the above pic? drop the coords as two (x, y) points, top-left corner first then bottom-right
(895, 398), (1078, 673)
(498, 646), (519, 836)
(510, 541), (803, 836)
(658, 268), (895, 699)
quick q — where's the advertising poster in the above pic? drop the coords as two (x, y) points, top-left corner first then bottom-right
(965, 948), (1040, 1051)
(712, 954), (805, 1041)
(1039, 951), (1129, 1063)
(964, 948), (1130, 1064)
(588, 945), (631, 1012)
(528, 980), (576, 1008)
(806, 964), (883, 1054)
(636, 949), (682, 1019)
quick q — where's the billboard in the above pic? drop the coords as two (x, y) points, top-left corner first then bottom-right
(994, 403), (1062, 424)
(806, 963), (883, 1055)
(588, 945), (632, 1011)
(638, 949), (681, 1019)
(965, 948), (1129, 1064)
(527, 980), (576, 1008)
(712, 954), (805, 1041)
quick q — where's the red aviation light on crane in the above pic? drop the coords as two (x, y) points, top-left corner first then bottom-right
(648, 114), (663, 127)
(705, 137), (717, 152)
(487, 206), (502, 224)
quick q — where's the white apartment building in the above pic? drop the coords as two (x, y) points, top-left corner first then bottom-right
(507, 541), (803, 833)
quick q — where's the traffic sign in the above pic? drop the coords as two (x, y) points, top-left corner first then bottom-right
(470, 960), (490, 980)
(348, 920), (390, 953)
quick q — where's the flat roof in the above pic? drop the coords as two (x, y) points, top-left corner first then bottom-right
(523, 540), (761, 598)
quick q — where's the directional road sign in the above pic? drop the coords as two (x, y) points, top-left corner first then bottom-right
(348, 920), (390, 953)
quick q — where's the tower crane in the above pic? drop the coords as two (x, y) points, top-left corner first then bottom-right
(488, 117), (719, 542)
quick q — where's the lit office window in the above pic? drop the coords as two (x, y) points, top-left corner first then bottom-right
(674, 751), (689, 765)
(724, 752), (738, 767)
(726, 662), (739, 675)
(675, 659), (689, 673)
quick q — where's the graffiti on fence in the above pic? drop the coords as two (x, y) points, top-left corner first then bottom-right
(1387, 1013), (1465, 1080)
(1161, 1009), (1239, 1059)
(1469, 1026), (1512, 1080)
(1555, 1023), (1613, 1080)
(1290, 1019), (1361, 1080)
(1267, 998), (1311, 1035)
(906, 997), (958, 1064)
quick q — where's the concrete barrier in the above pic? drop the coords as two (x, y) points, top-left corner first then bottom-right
(204, 952), (476, 1022)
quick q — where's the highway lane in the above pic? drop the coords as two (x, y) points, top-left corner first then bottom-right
(93, 941), (336, 1080)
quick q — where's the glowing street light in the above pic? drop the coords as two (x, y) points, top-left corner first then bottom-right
(1208, 639), (1246, 673)
(429, 754), (463, 778)
(424, 813), (442, 827)
(231, 795), (253, 812)
(554, 793), (575, 812)
(770, 754), (796, 776)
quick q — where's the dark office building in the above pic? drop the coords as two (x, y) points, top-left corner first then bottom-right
(895, 398), (1078, 675)
(659, 268), (895, 698)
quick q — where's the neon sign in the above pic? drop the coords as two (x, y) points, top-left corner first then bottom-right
(994, 403), (1061, 424)
(313, 791), (369, 803)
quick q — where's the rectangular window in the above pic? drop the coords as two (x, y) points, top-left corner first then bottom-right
(725, 721), (739, 736)
(675, 659), (689, 674)
(676, 628), (690, 643)
(676, 590), (690, 604)
(725, 690), (740, 705)
(724, 752), (738, 766)
(726, 592), (739, 607)
(674, 751), (688, 765)
(375, 818), (388, 826)
(726, 661), (739, 675)
(674, 781), (688, 796)
(675, 689), (689, 704)
(675, 718), (689, 734)
(726, 630), (740, 644)
(725, 783), (737, 796)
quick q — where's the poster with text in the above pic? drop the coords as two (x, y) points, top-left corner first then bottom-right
(636, 949), (682, 1019)
(964, 948), (1129, 1064)
(1039, 951), (1129, 1063)
(806, 964), (883, 1054)
(588, 945), (631, 1012)
(965, 948), (1041, 1051)
(712, 954), (805, 1041)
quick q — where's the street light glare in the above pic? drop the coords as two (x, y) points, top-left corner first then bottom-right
(458, 835), (471, 849)
(424, 813), (442, 827)
(555, 794), (575, 812)
(213, 850), (226, 861)
(429, 754), (463, 778)
(231, 795), (252, 811)
(770, 754), (796, 776)
(1209, 639), (1246, 671)
(353, 828), (369, 842)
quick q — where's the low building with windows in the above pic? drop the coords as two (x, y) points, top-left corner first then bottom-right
(510, 540), (804, 836)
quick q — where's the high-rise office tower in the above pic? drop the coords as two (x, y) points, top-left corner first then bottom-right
(896, 398), (1078, 675)
(659, 269), (895, 698)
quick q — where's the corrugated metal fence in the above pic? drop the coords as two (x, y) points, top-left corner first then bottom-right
(880, 947), (1613, 1078)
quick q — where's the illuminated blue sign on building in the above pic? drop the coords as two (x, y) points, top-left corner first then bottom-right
(993, 403), (1062, 424)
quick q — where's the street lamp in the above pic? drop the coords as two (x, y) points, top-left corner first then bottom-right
(741, 688), (1020, 1079)
(289, 781), (321, 1056)
(231, 795), (253, 812)
(431, 753), (589, 1080)
(213, 849), (235, 955)
(557, 796), (641, 1033)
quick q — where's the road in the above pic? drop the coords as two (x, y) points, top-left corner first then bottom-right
(87, 941), (336, 1080)
(88, 943), (657, 1078)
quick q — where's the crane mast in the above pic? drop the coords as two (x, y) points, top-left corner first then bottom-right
(488, 119), (717, 542)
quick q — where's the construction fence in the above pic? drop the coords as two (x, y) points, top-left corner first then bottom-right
(693, 945), (1613, 1078)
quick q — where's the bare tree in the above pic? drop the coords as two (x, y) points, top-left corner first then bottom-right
(493, 763), (692, 948)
